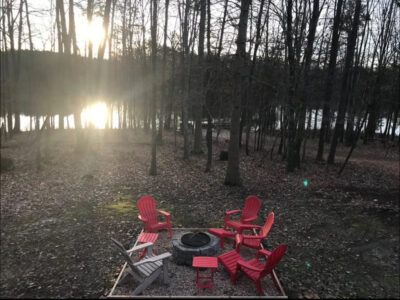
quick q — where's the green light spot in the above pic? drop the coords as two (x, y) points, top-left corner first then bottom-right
(303, 180), (308, 187)
(306, 263), (311, 268)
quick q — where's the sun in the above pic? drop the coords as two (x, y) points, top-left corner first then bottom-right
(85, 18), (105, 48)
(82, 102), (108, 129)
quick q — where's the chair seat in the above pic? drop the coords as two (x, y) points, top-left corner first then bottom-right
(243, 238), (262, 249)
(218, 251), (244, 276)
(138, 232), (159, 243)
(134, 260), (163, 277)
(147, 221), (168, 231)
(240, 258), (264, 281)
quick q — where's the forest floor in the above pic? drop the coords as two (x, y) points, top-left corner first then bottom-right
(0, 129), (399, 298)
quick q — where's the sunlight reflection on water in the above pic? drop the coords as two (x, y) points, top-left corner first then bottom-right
(0, 108), (399, 135)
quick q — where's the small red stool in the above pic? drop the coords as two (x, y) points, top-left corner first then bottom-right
(208, 228), (236, 249)
(137, 232), (159, 260)
(192, 256), (218, 293)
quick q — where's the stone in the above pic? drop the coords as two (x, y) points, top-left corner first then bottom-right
(172, 231), (219, 265)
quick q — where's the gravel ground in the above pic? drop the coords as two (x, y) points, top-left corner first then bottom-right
(111, 229), (282, 297)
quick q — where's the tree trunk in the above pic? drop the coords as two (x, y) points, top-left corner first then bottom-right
(294, 0), (320, 167)
(365, 0), (395, 142)
(57, 0), (70, 54)
(193, 0), (206, 154)
(316, 0), (344, 161)
(224, 0), (251, 186)
(87, 0), (94, 58)
(205, 0), (213, 172)
(181, 0), (191, 160)
(285, 0), (297, 172)
(69, 0), (78, 55)
(245, 0), (267, 156)
(328, 0), (361, 164)
(157, 0), (170, 143)
(149, 0), (158, 176)
(97, 0), (112, 60)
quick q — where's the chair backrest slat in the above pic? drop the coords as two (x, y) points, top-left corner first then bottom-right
(261, 244), (287, 277)
(260, 212), (274, 238)
(137, 196), (158, 225)
(241, 196), (261, 222)
(111, 238), (137, 271)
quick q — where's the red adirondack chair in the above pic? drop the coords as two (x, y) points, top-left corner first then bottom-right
(224, 196), (261, 234)
(235, 212), (274, 251)
(236, 244), (287, 296)
(137, 196), (172, 238)
(218, 234), (245, 284)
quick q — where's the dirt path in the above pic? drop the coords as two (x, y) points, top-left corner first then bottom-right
(0, 130), (398, 298)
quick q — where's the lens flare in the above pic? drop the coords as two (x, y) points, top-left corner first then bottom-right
(82, 102), (107, 129)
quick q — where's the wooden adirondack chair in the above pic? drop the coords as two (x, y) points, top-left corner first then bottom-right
(137, 196), (172, 238)
(218, 234), (245, 284)
(111, 238), (172, 295)
(236, 244), (287, 296)
(224, 196), (262, 234)
(234, 212), (274, 251)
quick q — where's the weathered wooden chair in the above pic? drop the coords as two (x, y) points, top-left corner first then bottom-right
(111, 238), (172, 295)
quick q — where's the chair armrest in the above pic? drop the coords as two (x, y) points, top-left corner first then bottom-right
(242, 235), (263, 240)
(240, 224), (262, 229)
(138, 215), (148, 222)
(238, 260), (264, 272)
(258, 249), (272, 257)
(158, 210), (170, 217)
(225, 209), (242, 216)
(126, 242), (153, 253)
(235, 234), (243, 245)
(134, 252), (172, 266)
(242, 216), (258, 223)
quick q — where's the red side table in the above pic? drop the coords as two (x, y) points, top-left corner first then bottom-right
(192, 256), (218, 293)
(137, 232), (159, 260)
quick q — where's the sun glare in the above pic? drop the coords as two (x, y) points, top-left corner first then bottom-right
(82, 102), (108, 129)
(85, 18), (105, 48)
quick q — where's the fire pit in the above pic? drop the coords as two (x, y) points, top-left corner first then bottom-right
(172, 231), (219, 265)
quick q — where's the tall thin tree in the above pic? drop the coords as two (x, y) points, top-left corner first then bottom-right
(316, 0), (344, 161)
(224, 0), (251, 186)
(149, 0), (159, 175)
(328, 0), (362, 164)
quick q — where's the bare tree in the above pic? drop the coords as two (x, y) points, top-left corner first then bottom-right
(157, 0), (170, 143)
(316, 0), (344, 161)
(224, 0), (251, 186)
(328, 0), (362, 164)
(181, 0), (191, 160)
(98, 0), (112, 60)
(87, 0), (94, 58)
(149, 0), (158, 175)
(193, 0), (206, 154)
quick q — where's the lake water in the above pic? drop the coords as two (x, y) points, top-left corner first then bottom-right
(1, 109), (399, 136)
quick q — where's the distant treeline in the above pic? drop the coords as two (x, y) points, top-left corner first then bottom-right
(0, 50), (145, 117)
(1, 49), (397, 128)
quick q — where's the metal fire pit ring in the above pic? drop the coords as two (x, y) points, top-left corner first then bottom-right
(172, 231), (219, 265)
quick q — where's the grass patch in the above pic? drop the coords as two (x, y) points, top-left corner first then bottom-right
(108, 201), (138, 215)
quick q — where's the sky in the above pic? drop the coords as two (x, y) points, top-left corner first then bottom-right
(14, 0), (242, 59)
